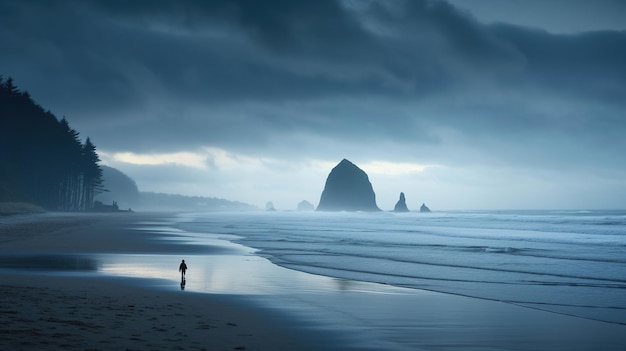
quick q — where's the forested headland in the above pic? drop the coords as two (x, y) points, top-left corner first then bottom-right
(0, 76), (103, 211)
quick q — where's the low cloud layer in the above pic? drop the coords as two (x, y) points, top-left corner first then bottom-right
(2, 0), (625, 209)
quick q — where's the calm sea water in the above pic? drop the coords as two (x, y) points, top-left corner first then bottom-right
(177, 210), (626, 325)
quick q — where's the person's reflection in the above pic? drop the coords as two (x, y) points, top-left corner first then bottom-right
(180, 278), (186, 290)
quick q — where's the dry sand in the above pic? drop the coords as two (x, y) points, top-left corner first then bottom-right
(0, 213), (314, 351)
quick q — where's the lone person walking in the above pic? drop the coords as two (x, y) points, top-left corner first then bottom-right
(179, 259), (188, 280)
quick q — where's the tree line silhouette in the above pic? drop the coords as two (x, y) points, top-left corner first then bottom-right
(0, 76), (104, 211)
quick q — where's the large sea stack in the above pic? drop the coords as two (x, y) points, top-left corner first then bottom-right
(393, 192), (410, 212)
(316, 159), (380, 212)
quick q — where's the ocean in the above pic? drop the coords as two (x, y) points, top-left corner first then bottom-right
(177, 209), (626, 326)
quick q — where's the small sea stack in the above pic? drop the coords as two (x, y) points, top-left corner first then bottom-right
(393, 192), (410, 212)
(296, 200), (315, 211)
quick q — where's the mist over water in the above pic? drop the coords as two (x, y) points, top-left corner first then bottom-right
(177, 210), (626, 325)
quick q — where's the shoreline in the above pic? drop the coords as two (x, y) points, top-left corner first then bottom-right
(2, 212), (626, 350)
(0, 212), (342, 351)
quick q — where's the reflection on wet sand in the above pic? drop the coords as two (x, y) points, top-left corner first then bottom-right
(0, 231), (386, 296)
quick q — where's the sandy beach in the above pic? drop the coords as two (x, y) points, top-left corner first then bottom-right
(2, 212), (626, 351)
(0, 213), (319, 351)
(0, 275), (309, 351)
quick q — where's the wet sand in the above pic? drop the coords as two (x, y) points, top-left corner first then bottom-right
(0, 213), (321, 351)
(1, 212), (626, 350)
(0, 275), (308, 351)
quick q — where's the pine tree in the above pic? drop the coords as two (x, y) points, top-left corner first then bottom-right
(0, 76), (105, 210)
(81, 138), (104, 210)
(58, 118), (84, 210)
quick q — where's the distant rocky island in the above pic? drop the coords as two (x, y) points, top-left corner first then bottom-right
(420, 203), (431, 213)
(297, 200), (315, 211)
(316, 159), (381, 212)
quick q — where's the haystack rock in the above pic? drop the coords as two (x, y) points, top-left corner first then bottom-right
(393, 192), (410, 212)
(297, 200), (315, 211)
(316, 159), (381, 212)
(420, 203), (431, 213)
(265, 201), (276, 211)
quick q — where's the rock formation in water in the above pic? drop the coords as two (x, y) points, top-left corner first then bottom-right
(316, 159), (380, 212)
(393, 192), (410, 212)
(420, 203), (431, 213)
(265, 201), (276, 211)
(296, 200), (315, 211)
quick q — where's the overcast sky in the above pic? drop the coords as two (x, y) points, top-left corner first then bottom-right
(2, 0), (625, 210)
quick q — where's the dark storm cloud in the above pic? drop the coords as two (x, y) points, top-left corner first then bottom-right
(490, 25), (626, 103)
(1, 0), (624, 170)
(0, 0), (516, 102)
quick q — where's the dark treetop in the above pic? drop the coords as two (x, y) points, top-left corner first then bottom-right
(0, 76), (103, 211)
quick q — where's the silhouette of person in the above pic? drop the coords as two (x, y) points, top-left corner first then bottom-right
(179, 259), (187, 279)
